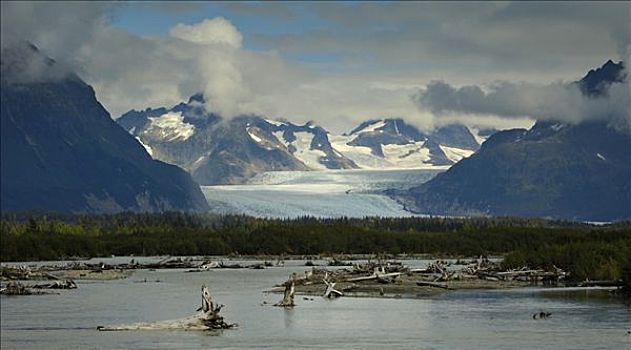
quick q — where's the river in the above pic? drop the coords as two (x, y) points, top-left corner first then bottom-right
(1, 259), (629, 349)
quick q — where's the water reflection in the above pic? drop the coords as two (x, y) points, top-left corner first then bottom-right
(279, 307), (293, 329)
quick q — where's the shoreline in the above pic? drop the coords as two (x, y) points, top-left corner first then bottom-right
(2, 255), (624, 299)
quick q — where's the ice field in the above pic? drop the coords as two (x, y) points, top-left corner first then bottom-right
(202, 169), (442, 218)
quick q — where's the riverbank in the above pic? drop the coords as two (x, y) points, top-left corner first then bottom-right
(2, 255), (625, 300)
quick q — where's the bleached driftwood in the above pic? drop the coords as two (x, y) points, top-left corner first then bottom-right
(97, 284), (236, 331)
(275, 276), (295, 307)
(346, 267), (401, 283)
(323, 272), (343, 298)
(32, 279), (77, 289)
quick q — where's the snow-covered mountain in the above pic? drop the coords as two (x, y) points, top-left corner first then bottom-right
(117, 96), (485, 185)
(332, 119), (480, 169)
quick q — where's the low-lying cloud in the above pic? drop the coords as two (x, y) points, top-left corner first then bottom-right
(414, 76), (630, 129)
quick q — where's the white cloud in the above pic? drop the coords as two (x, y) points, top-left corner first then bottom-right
(169, 17), (242, 48)
(197, 49), (249, 119)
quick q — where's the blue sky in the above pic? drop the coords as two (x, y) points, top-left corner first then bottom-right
(110, 2), (339, 62)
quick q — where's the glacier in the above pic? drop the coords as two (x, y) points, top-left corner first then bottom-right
(202, 169), (442, 218)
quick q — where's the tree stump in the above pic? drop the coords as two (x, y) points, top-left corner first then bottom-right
(275, 276), (296, 307)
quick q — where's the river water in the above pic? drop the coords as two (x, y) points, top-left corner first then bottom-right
(1, 259), (630, 350)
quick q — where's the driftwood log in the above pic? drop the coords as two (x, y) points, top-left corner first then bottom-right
(346, 267), (401, 283)
(32, 279), (77, 289)
(97, 284), (236, 331)
(275, 276), (296, 307)
(323, 272), (343, 298)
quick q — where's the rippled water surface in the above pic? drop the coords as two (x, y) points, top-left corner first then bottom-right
(2, 260), (630, 350)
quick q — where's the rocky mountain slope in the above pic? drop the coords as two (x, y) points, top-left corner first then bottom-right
(1, 43), (209, 213)
(118, 98), (483, 185)
(397, 60), (630, 221)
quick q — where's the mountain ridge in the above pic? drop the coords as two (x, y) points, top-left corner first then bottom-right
(396, 60), (631, 221)
(1, 42), (209, 213)
(118, 99), (485, 185)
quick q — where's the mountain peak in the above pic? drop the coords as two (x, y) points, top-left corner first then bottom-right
(579, 60), (626, 96)
(1, 45), (209, 213)
(1, 40), (67, 84)
(188, 93), (205, 104)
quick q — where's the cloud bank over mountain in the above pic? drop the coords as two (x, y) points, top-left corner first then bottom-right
(2, 2), (629, 132)
(414, 72), (630, 128)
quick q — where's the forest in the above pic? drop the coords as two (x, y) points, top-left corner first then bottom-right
(1, 212), (630, 282)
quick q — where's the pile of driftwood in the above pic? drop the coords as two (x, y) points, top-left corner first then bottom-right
(2, 256), (287, 280)
(271, 260), (404, 299)
(98, 284), (236, 331)
(1, 265), (61, 281)
(0, 281), (33, 295)
(413, 258), (567, 286)
(274, 271), (345, 307)
(273, 257), (573, 300)
(142, 256), (284, 271)
(0, 279), (77, 295)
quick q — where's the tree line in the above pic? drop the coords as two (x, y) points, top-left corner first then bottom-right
(1, 212), (630, 282)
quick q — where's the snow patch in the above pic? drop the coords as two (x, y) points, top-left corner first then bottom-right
(147, 112), (195, 141)
(273, 130), (327, 169)
(135, 137), (153, 156)
(265, 119), (285, 127)
(330, 135), (446, 170)
(393, 120), (400, 135)
(383, 142), (431, 168)
(292, 132), (327, 170)
(273, 131), (287, 145)
(330, 135), (392, 169)
(352, 120), (386, 135)
(469, 127), (486, 145)
(439, 145), (475, 163)
(246, 127), (263, 143)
